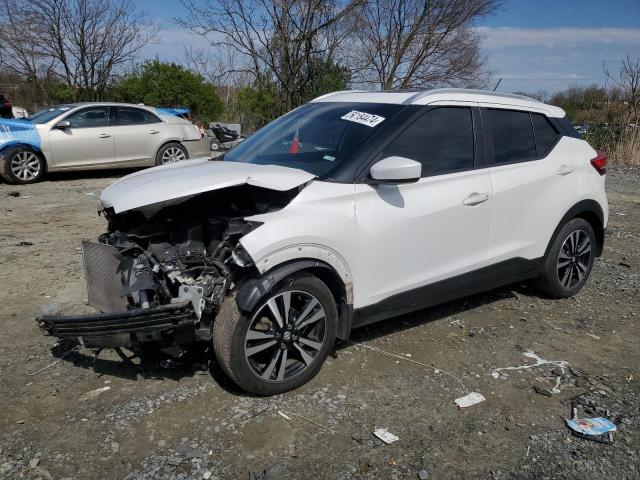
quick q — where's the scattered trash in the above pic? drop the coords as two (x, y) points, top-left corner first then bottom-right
(85, 192), (96, 197)
(6, 191), (20, 197)
(454, 391), (486, 408)
(491, 350), (569, 394)
(566, 396), (618, 445)
(277, 411), (291, 421)
(373, 428), (399, 444)
(586, 333), (600, 340)
(21, 195), (31, 199)
(79, 385), (111, 401)
(16, 241), (34, 246)
(351, 341), (466, 391)
(614, 212), (626, 216)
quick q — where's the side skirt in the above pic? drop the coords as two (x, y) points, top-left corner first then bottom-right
(352, 257), (542, 328)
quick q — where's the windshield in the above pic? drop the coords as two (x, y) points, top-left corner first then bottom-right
(26, 105), (74, 124)
(224, 102), (403, 177)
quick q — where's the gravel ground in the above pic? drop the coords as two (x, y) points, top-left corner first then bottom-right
(0, 166), (638, 480)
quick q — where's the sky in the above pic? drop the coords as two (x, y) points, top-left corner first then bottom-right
(137, 0), (640, 94)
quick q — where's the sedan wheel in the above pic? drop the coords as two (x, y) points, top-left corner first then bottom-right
(161, 146), (187, 163)
(11, 151), (41, 181)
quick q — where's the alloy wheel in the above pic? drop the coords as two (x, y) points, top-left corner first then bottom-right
(10, 151), (40, 181)
(557, 230), (591, 289)
(244, 290), (327, 382)
(161, 146), (186, 163)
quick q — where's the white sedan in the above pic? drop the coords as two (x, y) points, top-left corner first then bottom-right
(0, 102), (208, 184)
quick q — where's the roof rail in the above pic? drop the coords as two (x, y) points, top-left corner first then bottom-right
(403, 88), (544, 104)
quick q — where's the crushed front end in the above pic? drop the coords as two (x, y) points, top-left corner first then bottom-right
(37, 184), (297, 350)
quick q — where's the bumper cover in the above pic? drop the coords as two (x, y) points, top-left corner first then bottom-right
(37, 302), (196, 339)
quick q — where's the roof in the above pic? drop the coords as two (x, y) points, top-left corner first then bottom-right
(312, 88), (565, 118)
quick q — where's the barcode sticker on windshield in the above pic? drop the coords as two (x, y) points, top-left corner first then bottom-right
(340, 110), (385, 127)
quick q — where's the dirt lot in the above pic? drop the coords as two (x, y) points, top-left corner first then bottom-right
(1, 167), (638, 480)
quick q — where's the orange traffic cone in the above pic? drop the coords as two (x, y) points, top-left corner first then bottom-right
(289, 128), (300, 154)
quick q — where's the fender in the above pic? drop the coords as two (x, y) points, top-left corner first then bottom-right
(236, 258), (354, 340)
(545, 199), (605, 258)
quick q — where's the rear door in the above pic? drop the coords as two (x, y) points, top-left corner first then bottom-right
(49, 106), (115, 167)
(353, 105), (493, 310)
(112, 106), (164, 164)
(483, 106), (579, 264)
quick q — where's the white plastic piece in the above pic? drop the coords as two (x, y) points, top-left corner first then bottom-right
(373, 428), (399, 444)
(454, 392), (486, 408)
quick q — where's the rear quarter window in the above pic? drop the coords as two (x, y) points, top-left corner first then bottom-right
(486, 109), (536, 164)
(531, 113), (560, 157)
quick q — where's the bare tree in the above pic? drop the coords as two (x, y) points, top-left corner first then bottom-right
(349, 0), (500, 90)
(0, 0), (156, 102)
(177, 0), (361, 110)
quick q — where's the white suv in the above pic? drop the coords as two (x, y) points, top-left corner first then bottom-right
(38, 89), (608, 395)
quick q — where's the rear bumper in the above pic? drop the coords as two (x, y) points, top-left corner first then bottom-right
(37, 302), (196, 339)
(183, 139), (210, 159)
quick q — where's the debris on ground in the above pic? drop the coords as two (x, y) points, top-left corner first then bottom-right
(79, 386), (111, 401)
(16, 241), (33, 246)
(6, 191), (20, 197)
(454, 391), (486, 408)
(249, 463), (284, 480)
(373, 428), (399, 444)
(491, 350), (570, 393)
(417, 468), (429, 479)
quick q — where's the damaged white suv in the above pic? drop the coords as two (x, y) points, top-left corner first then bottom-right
(38, 89), (608, 395)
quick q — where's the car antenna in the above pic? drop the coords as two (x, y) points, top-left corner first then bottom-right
(493, 78), (502, 91)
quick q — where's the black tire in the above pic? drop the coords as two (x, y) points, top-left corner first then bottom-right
(1, 146), (46, 184)
(534, 218), (596, 298)
(213, 273), (338, 395)
(155, 142), (188, 166)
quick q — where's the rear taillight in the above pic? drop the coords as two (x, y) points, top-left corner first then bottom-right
(590, 150), (608, 175)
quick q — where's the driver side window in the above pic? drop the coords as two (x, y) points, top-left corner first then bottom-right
(382, 107), (475, 177)
(65, 107), (110, 129)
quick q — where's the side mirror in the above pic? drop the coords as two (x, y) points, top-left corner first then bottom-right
(54, 120), (71, 129)
(369, 156), (421, 183)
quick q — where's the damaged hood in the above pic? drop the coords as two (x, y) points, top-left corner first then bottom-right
(100, 158), (316, 213)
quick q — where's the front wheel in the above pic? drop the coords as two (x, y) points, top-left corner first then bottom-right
(155, 142), (188, 165)
(534, 218), (596, 298)
(1, 147), (46, 184)
(213, 274), (337, 395)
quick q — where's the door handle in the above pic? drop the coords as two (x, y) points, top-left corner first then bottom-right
(98, 133), (111, 138)
(463, 192), (489, 206)
(557, 164), (575, 175)
(149, 129), (160, 134)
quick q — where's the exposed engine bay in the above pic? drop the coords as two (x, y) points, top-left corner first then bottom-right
(38, 184), (299, 349)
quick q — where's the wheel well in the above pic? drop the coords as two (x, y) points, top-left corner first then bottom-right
(574, 210), (604, 256)
(235, 259), (353, 340)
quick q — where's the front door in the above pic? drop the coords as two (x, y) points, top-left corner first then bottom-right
(353, 105), (492, 310)
(48, 106), (115, 168)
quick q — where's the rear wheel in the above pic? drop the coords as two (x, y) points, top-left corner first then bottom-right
(534, 218), (596, 298)
(1, 147), (46, 184)
(155, 142), (188, 165)
(213, 274), (337, 395)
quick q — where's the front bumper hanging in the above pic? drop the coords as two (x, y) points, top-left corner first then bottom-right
(37, 302), (196, 339)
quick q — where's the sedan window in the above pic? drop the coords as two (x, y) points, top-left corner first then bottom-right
(65, 107), (110, 128)
(115, 107), (161, 125)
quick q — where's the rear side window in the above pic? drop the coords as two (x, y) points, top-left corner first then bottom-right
(116, 107), (161, 125)
(382, 107), (474, 177)
(532, 113), (560, 157)
(486, 109), (536, 164)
